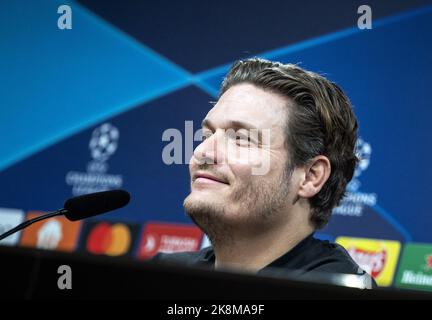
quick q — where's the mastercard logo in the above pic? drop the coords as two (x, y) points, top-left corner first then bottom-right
(86, 222), (131, 256)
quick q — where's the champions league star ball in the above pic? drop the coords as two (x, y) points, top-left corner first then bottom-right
(354, 137), (372, 178)
(89, 123), (119, 162)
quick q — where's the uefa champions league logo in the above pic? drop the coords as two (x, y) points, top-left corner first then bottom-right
(348, 137), (372, 192)
(333, 137), (376, 217)
(354, 138), (372, 179)
(65, 123), (123, 196)
(89, 123), (119, 162)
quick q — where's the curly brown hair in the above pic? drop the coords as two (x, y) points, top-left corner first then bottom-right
(220, 58), (359, 229)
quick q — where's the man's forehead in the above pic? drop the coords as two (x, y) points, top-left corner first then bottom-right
(201, 118), (258, 131)
(204, 83), (288, 129)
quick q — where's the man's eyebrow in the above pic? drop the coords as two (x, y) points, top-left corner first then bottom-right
(229, 120), (258, 130)
(201, 119), (257, 130)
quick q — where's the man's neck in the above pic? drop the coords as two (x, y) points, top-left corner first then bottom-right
(212, 217), (314, 273)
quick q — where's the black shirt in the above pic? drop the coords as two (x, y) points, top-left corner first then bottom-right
(153, 233), (376, 288)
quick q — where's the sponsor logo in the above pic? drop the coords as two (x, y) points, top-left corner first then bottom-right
(395, 243), (432, 291)
(20, 212), (82, 252)
(137, 222), (203, 259)
(336, 237), (401, 286)
(400, 270), (432, 287)
(346, 247), (386, 278)
(0, 208), (25, 246)
(80, 221), (138, 256)
(426, 254), (432, 269)
(65, 123), (123, 196)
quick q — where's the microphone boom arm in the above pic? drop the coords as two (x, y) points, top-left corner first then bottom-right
(0, 209), (68, 241)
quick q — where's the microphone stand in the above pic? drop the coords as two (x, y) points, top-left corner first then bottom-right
(0, 209), (68, 241)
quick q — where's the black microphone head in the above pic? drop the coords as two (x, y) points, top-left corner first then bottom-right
(63, 189), (130, 221)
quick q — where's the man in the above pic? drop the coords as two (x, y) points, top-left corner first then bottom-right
(155, 58), (373, 286)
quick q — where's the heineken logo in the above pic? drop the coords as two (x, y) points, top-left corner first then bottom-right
(395, 244), (432, 292)
(401, 271), (432, 286)
(426, 255), (432, 270)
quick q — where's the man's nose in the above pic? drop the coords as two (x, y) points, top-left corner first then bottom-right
(192, 130), (225, 165)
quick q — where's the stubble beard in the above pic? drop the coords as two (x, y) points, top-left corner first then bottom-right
(183, 167), (292, 248)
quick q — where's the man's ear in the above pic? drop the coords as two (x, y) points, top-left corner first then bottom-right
(297, 156), (331, 199)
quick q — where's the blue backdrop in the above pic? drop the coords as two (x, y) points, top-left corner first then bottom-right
(1, 0), (431, 249)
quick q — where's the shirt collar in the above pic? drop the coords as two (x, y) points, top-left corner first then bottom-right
(198, 232), (316, 270)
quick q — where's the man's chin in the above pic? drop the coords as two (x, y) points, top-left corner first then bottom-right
(184, 193), (220, 210)
(183, 195), (229, 243)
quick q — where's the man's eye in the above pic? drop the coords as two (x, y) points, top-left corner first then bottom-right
(202, 131), (212, 140)
(236, 135), (251, 146)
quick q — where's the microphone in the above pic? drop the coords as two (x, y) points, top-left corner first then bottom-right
(64, 189), (130, 221)
(0, 189), (130, 241)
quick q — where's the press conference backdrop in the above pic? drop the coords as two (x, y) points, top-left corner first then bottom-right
(1, 0), (431, 290)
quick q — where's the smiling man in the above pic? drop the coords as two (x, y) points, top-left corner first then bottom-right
(155, 58), (373, 285)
